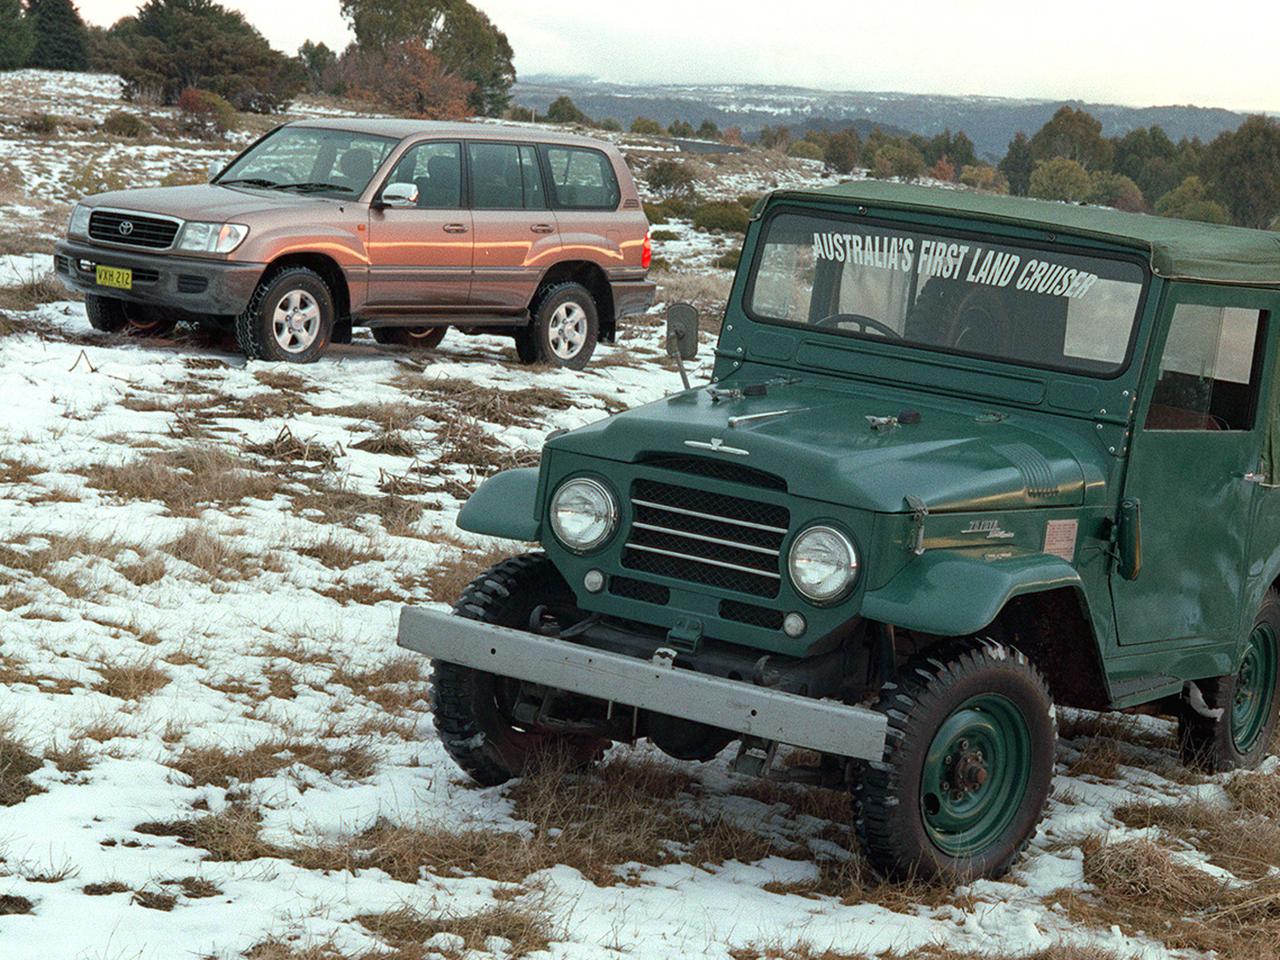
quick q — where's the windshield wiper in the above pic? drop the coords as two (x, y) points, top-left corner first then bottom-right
(274, 182), (357, 195)
(218, 177), (278, 188)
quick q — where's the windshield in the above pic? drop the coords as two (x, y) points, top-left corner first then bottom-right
(217, 127), (398, 199)
(747, 209), (1148, 377)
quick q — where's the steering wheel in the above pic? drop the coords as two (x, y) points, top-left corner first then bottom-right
(813, 313), (902, 339)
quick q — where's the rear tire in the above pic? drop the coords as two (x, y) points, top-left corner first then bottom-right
(855, 639), (1056, 882)
(371, 325), (448, 350)
(518, 282), (598, 369)
(429, 553), (609, 787)
(1179, 590), (1280, 773)
(85, 295), (177, 337)
(234, 267), (334, 363)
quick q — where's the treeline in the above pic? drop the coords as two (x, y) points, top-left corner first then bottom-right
(752, 106), (1280, 230)
(1, 0), (517, 123)
(529, 95), (735, 142)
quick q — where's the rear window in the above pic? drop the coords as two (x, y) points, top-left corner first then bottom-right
(542, 146), (620, 210)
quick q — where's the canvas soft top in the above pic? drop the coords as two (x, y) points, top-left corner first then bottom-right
(766, 180), (1280, 288)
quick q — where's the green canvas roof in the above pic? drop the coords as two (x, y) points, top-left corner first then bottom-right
(768, 181), (1280, 287)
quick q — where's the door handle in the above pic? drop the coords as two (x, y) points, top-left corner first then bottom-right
(531, 223), (555, 234)
(1243, 471), (1280, 488)
(443, 223), (469, 234)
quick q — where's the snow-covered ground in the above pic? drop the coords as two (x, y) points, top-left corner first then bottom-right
(1, 70), (1277, 960)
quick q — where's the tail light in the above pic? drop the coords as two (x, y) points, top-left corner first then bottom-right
(641, 232), (652, 270)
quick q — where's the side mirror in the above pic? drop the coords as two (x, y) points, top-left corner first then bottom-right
(379, 182), (418, 209)
(665, 302), (699, 361)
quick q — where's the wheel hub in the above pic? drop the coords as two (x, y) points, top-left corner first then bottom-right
(1232, 623), (1278, 753)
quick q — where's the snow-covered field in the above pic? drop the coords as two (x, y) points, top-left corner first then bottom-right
(2, 70), (1279, 960)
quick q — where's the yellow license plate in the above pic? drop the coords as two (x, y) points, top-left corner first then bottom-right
(95, 265), (132, 290)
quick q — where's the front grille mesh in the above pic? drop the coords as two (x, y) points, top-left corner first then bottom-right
(622, 477), (789, 598)
(88, 211), (180, 249)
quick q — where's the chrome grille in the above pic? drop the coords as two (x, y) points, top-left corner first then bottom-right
(622, 478), (789, 598)
(88, 210), (180, 249)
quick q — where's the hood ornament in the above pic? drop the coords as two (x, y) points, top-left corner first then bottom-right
(684, 437), (750, 457)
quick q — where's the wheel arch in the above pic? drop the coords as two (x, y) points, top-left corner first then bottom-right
(534, 260), (616, 341)
(263, 251), (351, 321)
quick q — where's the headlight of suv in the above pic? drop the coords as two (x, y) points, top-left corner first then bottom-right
(68, 204), (91, 237)
(550, 478), (618, 553)
(177, 221), (249, 254)
(788, 525), (859, 603)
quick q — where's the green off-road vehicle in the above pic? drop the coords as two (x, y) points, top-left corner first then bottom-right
(399, 181), (1280, 881)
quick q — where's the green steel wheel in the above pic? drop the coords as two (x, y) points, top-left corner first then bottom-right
(1180, 590), (1280, 772)
(855, 639), (1056, 882)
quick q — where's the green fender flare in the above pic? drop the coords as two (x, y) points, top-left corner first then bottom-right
(457, 468), (541, 542)
(860, 551), (1083, 636)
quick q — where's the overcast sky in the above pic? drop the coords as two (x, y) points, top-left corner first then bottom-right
(77, 0), (1279, 113)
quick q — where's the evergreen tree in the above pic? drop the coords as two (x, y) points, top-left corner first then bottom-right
(545, 95), (589, 125)
(1027, 157), (1092, 202)
(1155, 176), (1230, 224)
(0, 0), (34, 70)
(999, 132), (1034, 196)
(27, 0), (89, 71)
(1201, 115), (1280, 228)
(1029, 105), (1113, 170)
(297, 40), (337, 94)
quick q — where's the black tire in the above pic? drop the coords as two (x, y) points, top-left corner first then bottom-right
(371, 325), (448, 350)
(85, 295), (177, 337)
(234, 267), (334, 363)
(519, 281), (599, 369)
(429, 553), (609, 787)
(855, 639), (1056, 882)
(1179, 590), (1280, 773)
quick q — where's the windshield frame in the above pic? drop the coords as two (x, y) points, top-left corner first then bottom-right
(741, 203), (1154, 382)
(213, 125), (400, 201)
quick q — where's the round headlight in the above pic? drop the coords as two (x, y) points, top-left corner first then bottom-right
(788, 525), (858, 603)
(550, 478), (618, 553)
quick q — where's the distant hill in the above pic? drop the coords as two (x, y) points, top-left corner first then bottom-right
(514, 76), (1250, 158)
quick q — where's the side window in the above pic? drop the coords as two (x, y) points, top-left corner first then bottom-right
(385, 141), (461, 209)
(519, 145), (545, 209)
(1146, 304), (1267, 431)
(543, 146), (620, 210)
(468, 142), (525, 210)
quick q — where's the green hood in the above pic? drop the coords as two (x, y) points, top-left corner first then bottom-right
(551, 381), (1088, 514)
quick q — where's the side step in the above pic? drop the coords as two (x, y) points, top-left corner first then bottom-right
(397, 606), (889, 761)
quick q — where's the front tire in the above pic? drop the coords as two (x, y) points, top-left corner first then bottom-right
(371, 325), (447, 350)
(518, 282), (599, 369)
(85, 295), (177, 337)
(234, 267), (334, 363)
(429, 553), (609, 787)
(1179, 591), (1280, 773)
(855, 639), (1056, 882)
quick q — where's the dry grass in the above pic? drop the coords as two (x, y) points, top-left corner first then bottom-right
(351, 428), (418, 457)
(81, 880), (130, 896)
(45, 739), (93, 773)
(0, 726), (45, 806)
(298, 535), (384, 570)
(136, 804), (282, 862)
(0, 457), (41, 484)
(330, 658), (425, 713)
(168, 739), (377, 788)
(0, 895), (34, 915)
(293, 479), (425, 538)
(0, 270), (68, 311)
(253, 369), (312, 394)
(421, 546), (515, 605)
(357, 901), (555, 958)
(327, 401), (432, 433)
(1225, 769), (1280, 815)
(1115, 794), (1280, 881)
(82, 445), (280, 517)
(94, 657), (170, 700)
(245, 426), (340, 472)
(162, 527), (258, 581)
(119, 552), (166, 586)
(0, 653), (81, 695)
(243, 940), (349, 960)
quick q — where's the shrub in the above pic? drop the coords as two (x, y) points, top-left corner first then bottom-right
(645, 159), (698, 199)
(630, 116), (664, 136)
(1089, 172), (1147, 212)
(658, 196), (694, 218)
(335, 41), (471, 120)
(667, 120), (694, 138)
(178, 88), (236, 138)
(545, 95), (589, 125)
(823, 130), (861, 174)
(787, 139), (823, 161)
(20, 112), (59, 136)
(1155, 176), (1230, 224)
(871, 141), (924, 180)
(715, 249), (741, 270)
(650, 229), (679, 242)
(736, 193), (762, 210)
(1028, 156), (1092, 203)
(644, 203), (669, 225)
(595, 117), (622, 132)
(691, 201), (749, 234)
(959, 164), (1007, 193)
(102, 111), (149, 138)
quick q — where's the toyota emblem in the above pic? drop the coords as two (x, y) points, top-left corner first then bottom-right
(118, 221), (134, 237)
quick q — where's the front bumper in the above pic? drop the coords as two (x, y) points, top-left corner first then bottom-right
(611, 278), (658, 318)
(54, 239), (265, 316)
(397, 606), (888, 760)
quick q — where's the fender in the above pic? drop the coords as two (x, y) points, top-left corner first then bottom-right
(457, 468), (541, 542)
(860, 551), (1083, 636)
